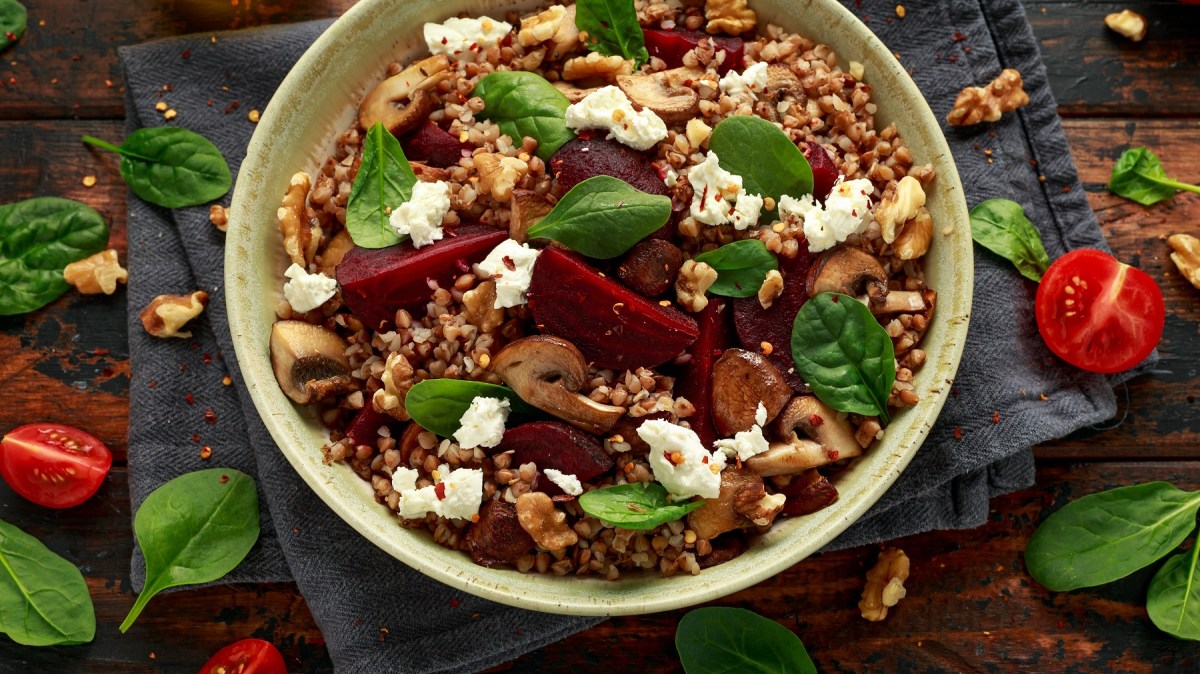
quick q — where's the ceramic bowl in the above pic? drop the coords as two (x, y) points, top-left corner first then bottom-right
(226, 0), (972, 616)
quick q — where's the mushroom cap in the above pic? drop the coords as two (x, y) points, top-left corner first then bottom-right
(805, 245), (889, 303)
(358, 55), (452, 135)
(270, 320), (355, 405)
(710, 348), (793, 436)
(686, 467), (763, 541)
(745, 396), (862, 476)
(616, 67), (702, 124)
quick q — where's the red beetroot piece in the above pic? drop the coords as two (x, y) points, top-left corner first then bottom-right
(642, 28), (744, 75)
(496, 421), (613, 496)
(672, 298), (733, 448)
(550, 137), (669, 198)
(803, 141), (841, 202)
(337, 225), (507, 329)
(401, 121), (471, 168)
(343, 406), (394, 447)
(528, 247), (699, 369)
(733, 248), (816, 391)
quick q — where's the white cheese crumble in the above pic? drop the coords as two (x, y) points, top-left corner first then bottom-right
(719, 61), (768, 100)
(424, 16), (512, 60)
(453, 396), (511, 449)
(282, 263), (337, 313)
(663, 166), (679, 188)
(638, 419), (727, 500)
(479, 239), (541, 308)
(543, 468), (584, 496)
(564, 86), (668, 151)
(391, 464), (484, 520)
(389, 180), (451, 248)
(687, 151), (763, 230)
(778, 176), (874, 252)
(714, 403), (771, 461)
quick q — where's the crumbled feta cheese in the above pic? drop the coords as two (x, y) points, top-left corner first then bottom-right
(453, 396), (511, 449)
(543, 468), (584, 496)
(389, 180), (451, 248)
(479, 239), (541, 308)
(778, 176), (874, 252)
(424, 16), (512, 60)
(391, 464), (484, 520)
(564, 86), (668, 151)
(687, 151), (763, 230)
(719, 61), (768, 100)
(731, 191), (764, 230)
(638, 419), (727, 500)
(391, 466), (419, 493)
(754, 402), (768, 427)
(410, 326), (433, 344)
(714, 424), (770, 462)
(663, 166), (679, 188)
(282, 263), (337, 313)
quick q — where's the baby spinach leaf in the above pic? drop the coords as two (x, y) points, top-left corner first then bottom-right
(81, 129), (231, 208)
(1108, 147), (1200, 207)
(526, 175), (671, 258)
(708, 116), (813, 217)
(1025, 482), (1200, 592)
(675, 607), (818, 674)
(578, 482), (703, 530)
(121, 468), (260, 632)
(0, 0), (28, 51)
(1147, 543), (1200, 641)
(790, 292), (895, 424)
(473, 71), (574, 160)
(968, 198), (1050, 282)
(405, 379), (538, 439)
(693, 239), (779, 297)
(575, 0), (649, 67)
(0, 197), (109, 316)
(0, 518), (96, 646)
(346, 122), (417, 249)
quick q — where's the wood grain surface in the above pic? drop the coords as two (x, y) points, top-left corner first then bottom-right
(2, 0), (1199, 672)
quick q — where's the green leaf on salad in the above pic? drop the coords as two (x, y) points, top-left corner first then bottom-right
(790, 292), (895, 424)
(526, 175), (671, 258)
(0, 518), (96, 646)
(1108, 147), (1200, 207)
(82, 128), (231, 208)
(0, 0), (28, 51)
(968, 198), (1050, 282)
(1147, 542), (1200, 641)
(693, 239), (779, 298)
(473, 71), (574, 161)
(575, 0), (649, 67)
(708, 116), (813, 219)
(0, 197), (109, 316)
(405, 379), (538, 439)
(675, 607), (818, 674)
(346, 122), (418, 249)
(579, 482), (703, 530)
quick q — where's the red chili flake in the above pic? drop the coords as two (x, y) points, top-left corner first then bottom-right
(827, 450), (840, 461)
(711, 348), (723, 356)
(698, 185), (709, 211)
(192, 434), (201, 442)
(948, 55), (958, 63)
(219, 474), (229, 484)
(434, 482), (447, 500)
(449, 599), (460, 608)
(809, 414), (824, 427)
(992, 411), (1000, 424)
(952, 31), (967, 42)
(181, 49), (191, 58)
(202, 352), (213, 364)
(179, 364), (188, 372)
(92, 348), (109, 356)
(441, 37), (448, 45)
(454, 258), (471, 272)
(951, 387), (960, 397)
(701, 455), (709, 464)
(224, 100), (240, 114)
(830, 295), (840, 303)
(1061, 185), (1071, 193)
(191, 342), (201, 350)
(185, 393), (195, 405)
(964, 46), (972, 54)
(204, 407), (218, 424)
(502, 255), (517, 272)
(4, 32), (16, 42)
(953, 427), (964, 441)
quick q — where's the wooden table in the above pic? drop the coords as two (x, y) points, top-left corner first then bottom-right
(2, 1), (1198, 671)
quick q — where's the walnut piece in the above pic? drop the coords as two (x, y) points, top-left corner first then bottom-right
(278, 171), (321, 266)
(946, 68), (1029, 126)
(892, 209), (933, 260)
(474, 153), (529, 203)
(1105, 9), (1147, 42)
(515, 491), (579, 551)
(734, 483), (785, 527)
(462, 280), (506, 333)
(318, 229), (355, 277)
(859, 547), (910, 622)
(1169, 234), (1200, 289)
(705, 0), (757, 36)
(520, 4), (579, 60)
(875, 176), (927, 244)
(563, 52), (634, 81)
(140, 291), (208, 339)
(63, 249), (128, 295)
(209, 204), (229, 232)
(757, 269), (784, 309)
(372, 352), (414, 421)
(676, 259), (718, 313)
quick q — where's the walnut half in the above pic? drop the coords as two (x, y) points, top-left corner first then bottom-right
(705, 0), (757, 36)
(63, 249), (128, 295)
(946, 68), (1029, 126)
(140, 291), (208, 339)
(859, 547), (910, 622)
(1169, 234), (1200, 290)
(278, 172), (320, 266)
(1105, 9), (1147, 42)
(372, 352), (414, 421)
(676, 259), (718, 313)
(515, 491), (579, 551)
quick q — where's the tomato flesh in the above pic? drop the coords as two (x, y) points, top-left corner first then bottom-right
(0, 423), (113, 508)
(199, 638), (286, 674)
(1035, 248), (1164, 374)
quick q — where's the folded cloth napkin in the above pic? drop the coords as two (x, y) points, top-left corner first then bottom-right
(121, 0), (1137, 670)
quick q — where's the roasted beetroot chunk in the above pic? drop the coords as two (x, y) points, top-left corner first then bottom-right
(550, 136), (670, 198)
(337, 225), (507, 329)
(401, 121), (472, 168)
(642, 28), (744, 75)
(672, 298), (733, 447)
(803, 141), (842, 202)
(343, 406), (393, 447)
(465, 499), (534, 567)
(528, 247), (699, 369)
(496, 421), (613, 496)
(733, 249), (816, 391)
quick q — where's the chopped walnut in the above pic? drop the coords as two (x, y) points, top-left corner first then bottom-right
(209, 204), (229, 232)
(734, 482), (785, 527)
(372, 352), (414, 421)
(676, 259), (718, 313)
(563, 52), (634, 81)
(317, 229), (355, 277)
(1105, 9), (1146, 42)
(462, 280), (506, 333)
(859, 547), (910, 622)
(474, 153), (529, 202)
(140, 291), (208, 339)
(685, 118), (713, 150)
(757, 269), (784, 309)
(891, 208), (934, 260)
(946, 69), (1029, 126)
(278, 171), (321, 266)
(705, 0), (757, 36)
(519, 5), (566, 46)
(1169, 234), (1200, 290)
(63, 249), (128, 295)
(515, 491), (579, 551)
(875, 176), (926, 244)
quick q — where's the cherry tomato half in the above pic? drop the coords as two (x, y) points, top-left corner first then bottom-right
(0, 423), (113, 508)
(199, 638), (286, 674)
(1035, 248), (1164, 374)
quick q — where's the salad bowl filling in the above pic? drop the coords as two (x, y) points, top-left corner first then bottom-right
(269, 0), (939, 579)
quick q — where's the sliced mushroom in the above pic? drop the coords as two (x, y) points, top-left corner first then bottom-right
(616, 67), (702, 124)
(686, 467), (764, 541)
(358, 55), (452, 136)
(756, 65), (804, 122)
(465, 498), (535, 567)
(778, 469), (839, 516)
(805, 245), (889, 307)
(489, 335), (626, 434)
(270, 320), (357, 405)
(745, 396), (861, 476)
(553, 80), (601, 103)
(509, 189), (555, 243)
(710, 348), (793, 436)
(616, 239), (684, 297)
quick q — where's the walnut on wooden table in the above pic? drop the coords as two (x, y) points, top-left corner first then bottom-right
(63, 249), (128, 295)
(859, 547), (910, 622)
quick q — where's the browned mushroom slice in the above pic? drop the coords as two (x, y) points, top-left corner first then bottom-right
(779, 469), (839, 516)
(270, 320), (357, 405)
(616, 67), (702, 124)
(686, 467), (763, 540)
(745, 396), (861, 476)
(805, 245), (889, 307)
(710, 348), (793, 436)
(509, 189), (555, 243)
(552, 80), (601, 103)
(358, 55), (452, 136)
(697, 530), (747, 568)
(465, 498), (535, 568)
(489, 335), (626, 434)
(616, 239), (684, 297)
(756, 66), (803, 122)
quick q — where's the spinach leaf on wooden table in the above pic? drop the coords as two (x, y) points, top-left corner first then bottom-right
(693, 239), (779, 297)
(968, 198), (1050, 282)
(0, 197), (109, 316)
(1108, 146), (1200, 207)
(575, 0), (649, 67)
(579, 482), (703, 530)
(0, 518), (96, 646)
(0, 0), (28, 51)
(346, 122), (418, 249)
(473, 71), (574, 161)
(675, 607), (818, 674)
(708, 116), (814, 220)
(404, 379), (538, 439)
(526, 175), (671, 258)
(82, 128), (232, 208)
(1147, 542), (1200, 641)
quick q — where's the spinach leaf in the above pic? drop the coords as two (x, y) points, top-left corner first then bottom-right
(526, 175), (671, 258)
(675, 607), (818, 674)
(121, 468), (260, 632)
(0, 518), (95, 646)
(0, 0), (27, 51)
(405, 379), (538, 439)
(968, 198), (1050, 282)
(708, 116), (813, 219)
(473, 71), (574, 161)
(1025, 482), (1200, 592)
(575, 0), (649, 67)
(578, 482), (703, 530)
(346, 122), (417, 249)
(790, 292), (895, 424)
(1147, 543), (1200, 640)
(1108, 147), (1200, 207)
(693, 239), (779, 297)
(81, 129), (231, 208)
(0, 197), (109, 316)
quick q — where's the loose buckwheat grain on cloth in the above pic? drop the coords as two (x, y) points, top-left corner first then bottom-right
(121, 1), (1143, 670)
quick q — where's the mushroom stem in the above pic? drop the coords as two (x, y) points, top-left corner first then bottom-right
(745, 396), (861, 476)
(867, 290), (928, 315)
(806, 245), (889, 308)
(358, 55), (452, 136)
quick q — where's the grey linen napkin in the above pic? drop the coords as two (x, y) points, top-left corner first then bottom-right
(121, 0), (1135, 669)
